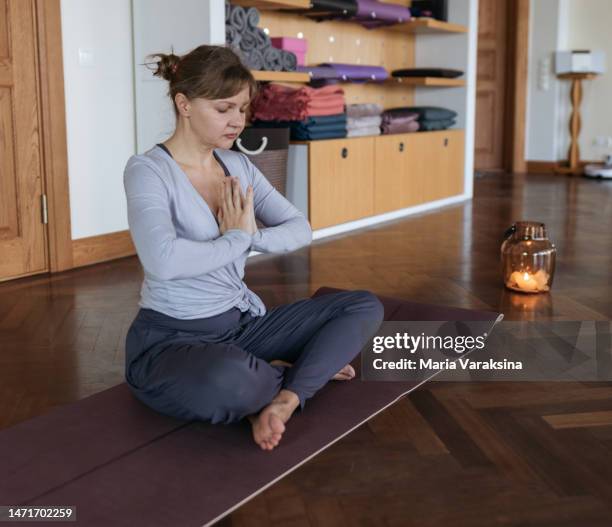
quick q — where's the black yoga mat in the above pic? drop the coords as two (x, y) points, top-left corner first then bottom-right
(0, 286), (502, 526)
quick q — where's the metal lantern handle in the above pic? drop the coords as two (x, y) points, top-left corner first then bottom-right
(235, 136), (268, 156)
(503, 224), (517, 240)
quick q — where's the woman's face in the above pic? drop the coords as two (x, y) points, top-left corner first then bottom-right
(183, 85), (251, 149)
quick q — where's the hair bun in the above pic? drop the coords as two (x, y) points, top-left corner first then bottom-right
(147, 53), (181, 81)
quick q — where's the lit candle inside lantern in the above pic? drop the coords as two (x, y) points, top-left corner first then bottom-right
(507, 270), (550, 292)
(510, 271), (538, 291)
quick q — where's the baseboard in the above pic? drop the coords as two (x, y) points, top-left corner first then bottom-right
(72, 231), (135, 268)
(526, 160), (599, 174)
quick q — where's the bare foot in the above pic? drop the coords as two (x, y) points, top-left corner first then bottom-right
(269, 360), (355, 381)
(248, 389), (299, 451)
(332, 363), (356, 381)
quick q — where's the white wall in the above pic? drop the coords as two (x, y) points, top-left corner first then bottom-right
(61, 0), (135, 240)
(526, 0), (612, 162)
(414, 0), (478, 198)
(61, 0), (222, 239)
(564, 0), (612, 161)
(132, 0), (224, 153)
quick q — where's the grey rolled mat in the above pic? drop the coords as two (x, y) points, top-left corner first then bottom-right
(226, 25), (242, 49)
(254, 27), (271, 50)
(246, 48), (265, 71)
(226, 4), (296, 72)
(263, 46), (283, 71)
(281, 49), (297, 71)
(228, 4), (247, 32)
(239, 30), (258, 53)
(245, 6), (260, 29)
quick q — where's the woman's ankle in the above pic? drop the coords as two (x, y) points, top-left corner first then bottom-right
(273, 389), (300, 409)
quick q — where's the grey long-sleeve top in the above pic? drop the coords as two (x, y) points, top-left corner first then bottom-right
(123, 144), (312, 319)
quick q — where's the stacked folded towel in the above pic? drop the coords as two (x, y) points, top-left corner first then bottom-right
(381, 106), (457, 134)
(250, 83), (345, 121)
(402, 106), (458, 131)
(225, 3), (297, 71)
(381, 108), (420, 134)
(346, 103), (383, 137)
(254, 114), (347, 140)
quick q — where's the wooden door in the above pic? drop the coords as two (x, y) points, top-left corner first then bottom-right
(475, 0), (509, 171)
(309, 137), (374, 229)
(0, 0), (47, 280)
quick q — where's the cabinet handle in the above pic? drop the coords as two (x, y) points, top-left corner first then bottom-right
(399, 142), (405, 152)
(444, 138), (449, 147)
(341, 147), (348, 158)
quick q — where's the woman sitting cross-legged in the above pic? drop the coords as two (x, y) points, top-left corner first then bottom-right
(123, 45), (384, 451)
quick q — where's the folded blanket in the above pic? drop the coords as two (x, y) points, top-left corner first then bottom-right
(346, 103), (383, 118)
(347, 115), (382, 129)
(381, 119), (420, 134)
(418, 118), (455, 131)
(251, 84), (345, 121)
(347, 126), (381, 137)
(386, 106), (457, 121)
(381, 111), (419, 126)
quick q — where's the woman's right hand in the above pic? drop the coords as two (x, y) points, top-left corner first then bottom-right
(217, 177), (256, 235)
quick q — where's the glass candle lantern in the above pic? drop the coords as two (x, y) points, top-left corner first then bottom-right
(501, 221), (556, 293)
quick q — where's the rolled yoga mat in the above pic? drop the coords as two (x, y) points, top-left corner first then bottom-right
(0, 286), (502, 527)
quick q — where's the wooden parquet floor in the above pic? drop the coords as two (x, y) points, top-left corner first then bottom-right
(1, 172), (612, 526)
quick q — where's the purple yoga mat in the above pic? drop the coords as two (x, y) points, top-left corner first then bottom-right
(355, 0), (411, 24)
(295, 65), (339, 80)
(1, 287), (502, 527)
(318, 62), (389, 82)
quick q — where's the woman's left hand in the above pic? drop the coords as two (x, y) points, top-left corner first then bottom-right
(238, 179), (258, 236)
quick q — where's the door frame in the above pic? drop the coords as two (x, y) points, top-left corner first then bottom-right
(35, 0), (73, 272)
(505, 0), (529, 174)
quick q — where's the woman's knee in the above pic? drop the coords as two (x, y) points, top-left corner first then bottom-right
(184, 349), (279, 421)
(346, 290), (385, 324)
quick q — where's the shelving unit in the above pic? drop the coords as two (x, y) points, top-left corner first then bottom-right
(233, 0), (309, 10)
(239, 0), (474, 231)
(387, 18), (467, 34)
(250, 71), (465, 87)
(385, 76), (465, 87)
(250, 70), (310, 82)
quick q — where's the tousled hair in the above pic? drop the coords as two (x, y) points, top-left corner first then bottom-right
(146, 45), (258, 116)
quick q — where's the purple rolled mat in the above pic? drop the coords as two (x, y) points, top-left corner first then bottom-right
(295, 65), (340, 80)
(1, 287), (502, 527)
(355, 0), (411, 24)
(318, 62), (389, 81)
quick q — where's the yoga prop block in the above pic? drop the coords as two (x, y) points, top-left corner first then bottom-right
(0, 287), (502, 527)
